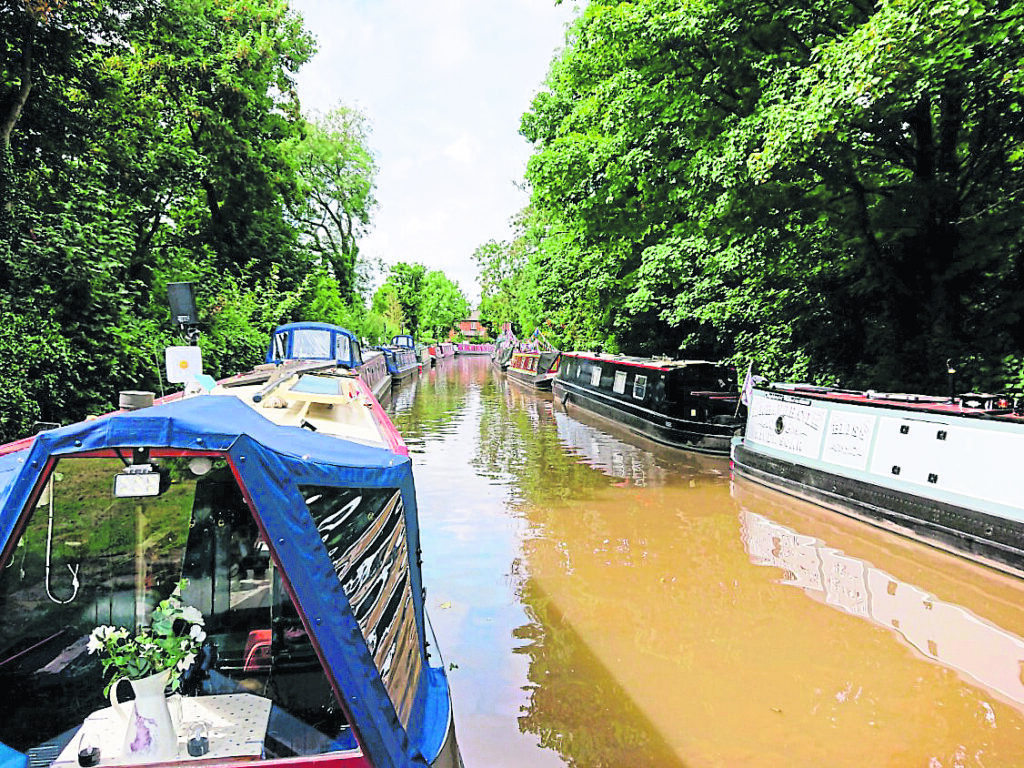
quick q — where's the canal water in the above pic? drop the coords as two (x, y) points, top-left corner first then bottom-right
(388, 356), (1024, 767)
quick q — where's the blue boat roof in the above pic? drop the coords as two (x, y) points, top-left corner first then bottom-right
(275, 321), (357, 336)
(0, 395), (449, 767)
(266, 322), (363, 368)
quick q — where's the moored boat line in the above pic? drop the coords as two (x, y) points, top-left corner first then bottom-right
(455, 343), (494, 356)
(731, 382), (1024, 575)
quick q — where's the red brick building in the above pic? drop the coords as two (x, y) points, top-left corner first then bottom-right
(455, 312), (485, 338)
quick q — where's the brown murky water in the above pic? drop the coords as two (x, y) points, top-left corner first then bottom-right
(389, 357), (1024, 767)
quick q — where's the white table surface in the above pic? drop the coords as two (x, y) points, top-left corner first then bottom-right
(52, 693), (272, 766)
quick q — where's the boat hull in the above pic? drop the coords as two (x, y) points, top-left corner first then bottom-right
(455, 343), (494, 356)
(554, 379), (737, 455)
(731, 441), (1024, 573)
(507, 350), (560, 391)
(731, 385), (1024, 574)
(552, 353), (740, 457)
(358, 351), (392, 401)
(507, 369), (555, 390)
(379, 347), (420, 381)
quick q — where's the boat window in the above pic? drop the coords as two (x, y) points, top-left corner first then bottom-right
(334, 333), (351, 363)
(578, 363), (586, 380)
(292, 329), (332, 360)
(634, 375), (648, 400)
(590, 366), (602, 387)
(350, 340), (362, 366)
(0, 457), (356, 762)
(613, 370), (627, 395)
(272, 331), (288, 362)
(302, 485), (422, 731)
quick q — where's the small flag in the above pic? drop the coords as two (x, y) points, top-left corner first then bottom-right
(740, 361), (755, 406)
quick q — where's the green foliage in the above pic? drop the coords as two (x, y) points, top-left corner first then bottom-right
(376, 261), (469, 342)
(0, 298), (76, 443)
(371, 282), (406, 339)
(0, 0), (381, 440)
(510, 0), (1024, 392)
(285, 104), (378, 298)
(419, 269), (469, 341)
(381, 262), (428, 337)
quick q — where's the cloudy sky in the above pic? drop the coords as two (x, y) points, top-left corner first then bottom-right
(288, 0), (580, 304)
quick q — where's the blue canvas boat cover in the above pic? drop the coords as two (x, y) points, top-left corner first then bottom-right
(0, 395), (451, 768)
(266, 322), (363, 369)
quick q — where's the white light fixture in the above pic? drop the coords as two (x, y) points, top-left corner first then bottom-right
(113, 465), (163, 498)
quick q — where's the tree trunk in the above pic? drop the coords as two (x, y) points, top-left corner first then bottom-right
(1, 27), (34, 155)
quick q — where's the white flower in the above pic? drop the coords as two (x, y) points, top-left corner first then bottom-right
(87, 633), (104, 654)
(176, 652), (196, 672)
(189, 625), (206, 643)
(179, 606), (204, 625)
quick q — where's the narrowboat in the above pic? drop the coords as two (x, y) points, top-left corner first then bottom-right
(506, 350), (561, 391)
(490, 338), (514, 372)
(392, 334), (428, 368)
(454, 343), (493, 356)
(0, 359), (463, 767)
(265, 322), (391, 402)
(377, 337), (419, 382)
(552, 353), (742, 456)
(436, 343), (456, 360)
(731, 382), (1024, 574)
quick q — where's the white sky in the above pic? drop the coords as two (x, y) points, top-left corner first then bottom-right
(288, 0), (580, 304)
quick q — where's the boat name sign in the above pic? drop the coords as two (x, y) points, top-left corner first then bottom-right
(748, 392), (827, 459)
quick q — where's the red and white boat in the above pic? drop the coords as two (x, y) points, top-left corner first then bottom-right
(0, 323), (462, 768)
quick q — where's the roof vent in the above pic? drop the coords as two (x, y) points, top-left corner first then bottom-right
(119, 390), (155, 411)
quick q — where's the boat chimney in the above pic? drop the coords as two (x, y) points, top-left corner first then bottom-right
(119, 390), (155, 411)
(946, 359), (956, 402)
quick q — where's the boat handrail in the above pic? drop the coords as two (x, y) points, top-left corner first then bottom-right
(252, 373), (300, 404)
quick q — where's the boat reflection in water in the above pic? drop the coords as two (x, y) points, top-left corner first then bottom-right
(740, 504), (1024, 711)
(550, 393), (731, 489)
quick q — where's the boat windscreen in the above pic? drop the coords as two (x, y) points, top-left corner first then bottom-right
(0, 457), (356, 761)
(292, 329), (334, 360)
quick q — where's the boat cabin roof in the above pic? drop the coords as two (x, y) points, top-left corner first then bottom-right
(392, 334), (415, 349)
(266, 322), (363, 368)
(563, 351), (732, 372)
(764, 382), (1024, 421)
